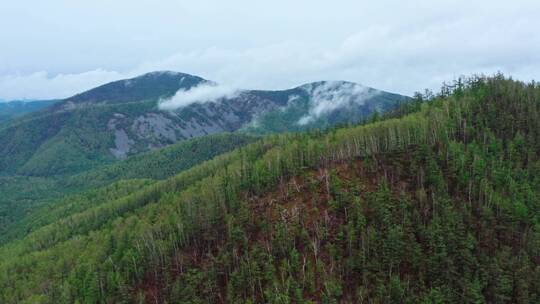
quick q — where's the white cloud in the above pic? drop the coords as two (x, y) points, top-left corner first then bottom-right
(0, 69), (124, 100)
(0, 0), (539, 99)
(158, 82), (240, 110)
(297, 82), (379, 125)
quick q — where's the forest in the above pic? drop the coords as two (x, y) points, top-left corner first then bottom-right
(0, 133), (255, 244)
(1, 75), (540, 303)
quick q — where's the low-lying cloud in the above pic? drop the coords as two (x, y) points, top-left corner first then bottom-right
(158, 83), (240, 110)
(298, 81), (379, 125)
(1, 0), (539, 100)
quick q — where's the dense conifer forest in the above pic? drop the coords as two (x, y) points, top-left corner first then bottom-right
(1, 75), (540, 303)
(0, 133), (255, 244)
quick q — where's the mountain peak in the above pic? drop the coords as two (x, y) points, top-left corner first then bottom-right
(142, 70), (182, 76)
(63, 71), (207, 105)
(135, 70), (200, 79)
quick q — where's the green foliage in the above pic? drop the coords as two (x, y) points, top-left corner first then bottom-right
(242, 88), (409, 135)
(0, 75), (408, 180)
(1, 75), (540, 303)
(66, 132), (256, 187)
(0, 133), (255, 244)
(0, 100), (58, 124)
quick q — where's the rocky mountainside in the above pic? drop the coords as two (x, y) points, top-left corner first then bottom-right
(0, 71), (408, 176)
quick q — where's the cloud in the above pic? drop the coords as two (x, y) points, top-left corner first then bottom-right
(297, 82), (380, 125)
(0, 69), (124, 100)
(0, 0), (539, 100)
(158, 82), (240, 110)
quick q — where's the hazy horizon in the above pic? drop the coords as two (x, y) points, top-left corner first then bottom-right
(1, 0), (539, 100)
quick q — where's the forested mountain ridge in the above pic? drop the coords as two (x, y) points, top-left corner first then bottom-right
(0, 133), (255, 244)
(0, 99), (58, 123)
(0, 71), (408, 176)
(54, 71), (206, 107)
(1, 75), (540, 303)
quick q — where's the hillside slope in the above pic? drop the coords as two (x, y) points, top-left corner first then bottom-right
(1, 75), (539, 303)
(0, 100), (58, 123)
(0, 72), (408, 176)
(0, 133), (255, 244)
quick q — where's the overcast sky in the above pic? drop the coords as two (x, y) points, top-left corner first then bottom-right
(0, 0), (539, 100)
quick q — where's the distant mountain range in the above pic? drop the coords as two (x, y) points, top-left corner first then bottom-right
(0, 71), (409, 176)
(0, 99), (58, 123)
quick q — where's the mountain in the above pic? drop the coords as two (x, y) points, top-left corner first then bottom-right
(0, 99), (58, 123)
(243, 81), (407, 134)
(55, 71), (206, 107)
(0, 71), (408, 176)
(0, 72), (208, 176)
(0, 132), (256, 244)
(1, 75), (540, 303)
